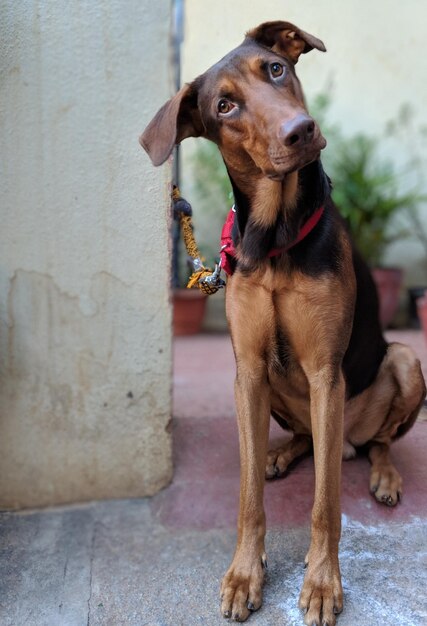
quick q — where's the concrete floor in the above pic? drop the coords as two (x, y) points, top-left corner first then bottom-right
(1, 331), (427, 626)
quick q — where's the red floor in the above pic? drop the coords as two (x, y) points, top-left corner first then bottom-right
(166, 332), (427, 531)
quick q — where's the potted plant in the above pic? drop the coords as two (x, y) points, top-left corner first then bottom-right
(329, 134), (421, 327)
(403, 207), (427, 328)
(383, 104), (427, 328)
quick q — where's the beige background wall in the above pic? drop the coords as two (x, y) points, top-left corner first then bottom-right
(0, 0), (173, 508)
(181, 0), (427, 285)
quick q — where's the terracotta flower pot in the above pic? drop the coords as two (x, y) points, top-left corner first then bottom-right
(408, 286), (427, 328)
(173, 288), (207, 336)
(371, 267), (403, 329)
(417, 292), (427, 342)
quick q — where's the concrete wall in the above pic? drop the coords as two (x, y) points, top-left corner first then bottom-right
(181, 0), (427, 286)
(0, 1), (173, 508)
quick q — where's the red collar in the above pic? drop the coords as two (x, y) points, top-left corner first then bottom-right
(220, 205), (324, 276)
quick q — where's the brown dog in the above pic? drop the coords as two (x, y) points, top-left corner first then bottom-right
(140, 21), (426, 626)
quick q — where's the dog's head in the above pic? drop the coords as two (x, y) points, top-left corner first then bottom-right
(140, 21), (327, 180)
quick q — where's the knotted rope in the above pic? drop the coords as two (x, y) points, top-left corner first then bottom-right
(172, 186), (225, 295)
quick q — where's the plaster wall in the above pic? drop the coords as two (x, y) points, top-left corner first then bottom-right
(181, 0), (427, 285)
(0, 0), (173, 508)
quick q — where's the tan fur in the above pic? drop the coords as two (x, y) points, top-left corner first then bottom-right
(282, 170), (299, 208)
(251, 171), (299, 227)
(251, 178), (283, 227)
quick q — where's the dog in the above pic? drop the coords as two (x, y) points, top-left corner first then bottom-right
(139, 20), (426, 625)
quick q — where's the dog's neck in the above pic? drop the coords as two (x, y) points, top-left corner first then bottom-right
(226, 160), (331, 264)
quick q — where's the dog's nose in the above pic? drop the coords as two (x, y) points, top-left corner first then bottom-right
(280, 114), (315, 147)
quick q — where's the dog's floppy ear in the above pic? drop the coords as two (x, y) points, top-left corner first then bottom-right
(246, 21), (326, 64)
(139, 83), (203, 166)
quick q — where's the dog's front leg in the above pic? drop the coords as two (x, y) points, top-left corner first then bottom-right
(220, 357), (271, 622)
(299, 364), (344, 626)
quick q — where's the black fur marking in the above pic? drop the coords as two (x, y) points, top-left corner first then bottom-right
(241, 221), (277, 262)
(342, 248), (388, 398)
(229, 176), (250, 237)
(274, 326), (293, 372)
(285, 198), (342, 277)
(280, 161), (342, 277)
(230, 160), (337, 276)
(298, 160), (331, 216)
(271, 410), (291, 431)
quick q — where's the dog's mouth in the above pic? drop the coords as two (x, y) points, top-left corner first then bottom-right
(267, 134), (327, 178)
(268, 153), (319, 179)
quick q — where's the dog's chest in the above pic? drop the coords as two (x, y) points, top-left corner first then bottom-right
(266, 337), (312, 433)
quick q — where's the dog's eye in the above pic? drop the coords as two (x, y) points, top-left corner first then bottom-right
(270, 62), (284, 78)
(217, 99), (234, 115)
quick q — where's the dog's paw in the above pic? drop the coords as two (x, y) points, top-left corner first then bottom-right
(370, 464), (402, 506)
(220, 553), (267, 621)
(299, 558), (343, 626)
(265, 447), (292, 479)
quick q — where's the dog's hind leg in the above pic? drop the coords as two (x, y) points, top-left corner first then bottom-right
(265, 433), (312, 479)
(365, 343), (425, 506)
(369, 442), (402, 506)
